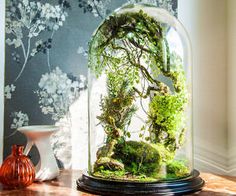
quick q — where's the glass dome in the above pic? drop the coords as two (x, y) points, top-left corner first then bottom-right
(88, 4), (192, 183)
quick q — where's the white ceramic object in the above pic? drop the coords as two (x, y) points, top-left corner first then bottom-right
(17, 125), (60, 181)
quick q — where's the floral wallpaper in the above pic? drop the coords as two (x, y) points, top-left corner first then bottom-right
(4, 0), (178, 169)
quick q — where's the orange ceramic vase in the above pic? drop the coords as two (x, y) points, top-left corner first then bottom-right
(0, 145), (35, 188)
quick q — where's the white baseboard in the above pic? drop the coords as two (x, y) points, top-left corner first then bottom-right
(194, 142), (236, 176)
(194, 155), (228, 175)
(228, 149), (236, 176)
(194, 146), (228, 175)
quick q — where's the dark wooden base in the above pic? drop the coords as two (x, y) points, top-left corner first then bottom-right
(77, 169), (205, 195)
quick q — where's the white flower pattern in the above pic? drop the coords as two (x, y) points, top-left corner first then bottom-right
(10, 111), (29, 129)
(78, 0), (111, 19)
(6, 0), (68, 81)
(4, 84), (16, 100)
(37, 67), (86, 121)
(127, 0), (177, 15)
(77, 46), (88, 57)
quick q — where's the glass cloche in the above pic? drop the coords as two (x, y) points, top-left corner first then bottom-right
(78, 4), (204, 195)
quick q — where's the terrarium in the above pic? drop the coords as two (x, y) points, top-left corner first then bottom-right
(78, 4), (204, 195)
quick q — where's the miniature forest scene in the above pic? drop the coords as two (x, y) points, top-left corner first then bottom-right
(88, 4), (191, 182)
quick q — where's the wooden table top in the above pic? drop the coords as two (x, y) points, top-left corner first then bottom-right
(0, 170), (236, 196)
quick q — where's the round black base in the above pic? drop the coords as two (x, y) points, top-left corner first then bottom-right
(77, 170), (205, 196)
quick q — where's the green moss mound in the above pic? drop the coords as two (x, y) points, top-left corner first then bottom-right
(114, 141), (161, 178)
(94, 141), (162, 180)
(93, 170), (158, 182)
(93, 141), (190, 181)
(166, 160), (190, 179)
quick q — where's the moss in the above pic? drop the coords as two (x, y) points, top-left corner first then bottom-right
(153, 143), (174, 163)
(93, 142), (190, 181)
(93, 170), (158, 182)
(148, 93), (187, 152)
(94, 157), (124, 172)
(166, 160), (190, 179)
(113, 141), (161, 178)
(94, 141), (181, 181)
(94, 141), (162, 178)
(93, 169), (126, 180)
